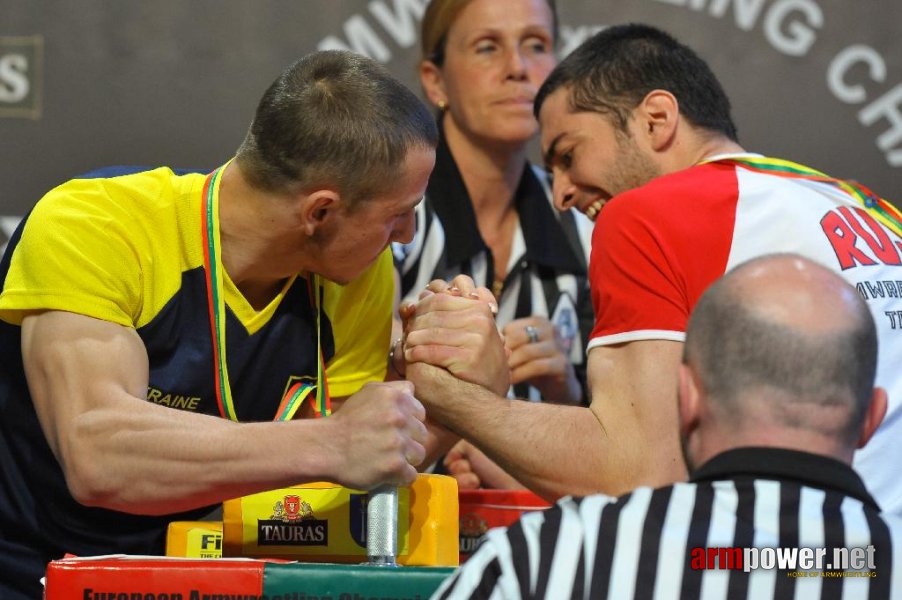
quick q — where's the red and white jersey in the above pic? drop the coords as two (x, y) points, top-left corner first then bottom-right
(588, 153), (902, 515)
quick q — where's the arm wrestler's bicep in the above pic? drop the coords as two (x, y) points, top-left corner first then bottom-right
(21, 311), (149, 482)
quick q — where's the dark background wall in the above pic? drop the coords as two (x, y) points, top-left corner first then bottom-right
(2, 0), (900, 249)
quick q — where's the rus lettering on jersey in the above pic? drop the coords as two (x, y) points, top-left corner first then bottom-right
(146, 386), (202, 411)
(820, 206), (902, 270)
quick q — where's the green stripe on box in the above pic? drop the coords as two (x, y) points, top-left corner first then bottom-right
(262, 563), (455, 597)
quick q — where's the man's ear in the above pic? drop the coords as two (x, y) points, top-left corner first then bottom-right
(856, 387), (888, 449)
(301, 189), (341, 236)
(636, 89), (679, 152)
(419, 60), (447, 111)
(678, 362), (702, 438)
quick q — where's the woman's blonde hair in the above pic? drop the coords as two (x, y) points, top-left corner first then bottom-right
(421, 0), (558, 66)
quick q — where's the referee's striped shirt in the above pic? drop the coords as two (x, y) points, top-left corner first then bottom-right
(393, 134), (594, 401)
(432, 447), (902, 599)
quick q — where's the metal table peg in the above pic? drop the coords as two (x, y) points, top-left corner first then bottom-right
(366, 485), (399, 566)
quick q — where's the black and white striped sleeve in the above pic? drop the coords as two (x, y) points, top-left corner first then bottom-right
(431, 494), (620, 600)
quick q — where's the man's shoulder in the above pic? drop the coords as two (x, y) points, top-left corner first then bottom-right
(40, 166), (205, 213)
(597, 164), (740, 244)
(608, 162), (738, 214)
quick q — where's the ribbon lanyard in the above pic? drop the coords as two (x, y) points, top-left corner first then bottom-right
(200, 166), (331, 422)
(706, 156), (902, 239)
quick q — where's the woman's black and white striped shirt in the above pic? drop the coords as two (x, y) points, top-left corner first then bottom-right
(393, 136), (594, 401)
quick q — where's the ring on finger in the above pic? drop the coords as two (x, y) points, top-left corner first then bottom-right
(525, 325), (539, 344)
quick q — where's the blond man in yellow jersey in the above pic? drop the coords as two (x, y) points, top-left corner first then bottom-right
(0, 50), (439, 599)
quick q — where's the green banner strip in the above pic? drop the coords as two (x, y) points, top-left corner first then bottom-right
(262, 563), (455, 598)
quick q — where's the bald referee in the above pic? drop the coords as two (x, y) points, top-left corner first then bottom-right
(433, 254), (902, 599)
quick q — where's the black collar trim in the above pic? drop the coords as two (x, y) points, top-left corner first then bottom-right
(691, 447), (879, 510)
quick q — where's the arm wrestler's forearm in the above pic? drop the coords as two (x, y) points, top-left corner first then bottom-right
(409, 363), (686, 500)
(60, 400), (345, 515)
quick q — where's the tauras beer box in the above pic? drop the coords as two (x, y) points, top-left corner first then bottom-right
(44, 555), (455, 599)
(222, 474), (458, 566)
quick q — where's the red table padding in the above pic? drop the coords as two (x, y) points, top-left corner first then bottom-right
(44, 556), (266, 598)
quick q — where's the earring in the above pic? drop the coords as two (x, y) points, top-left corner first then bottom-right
(437, 99), (447, 111)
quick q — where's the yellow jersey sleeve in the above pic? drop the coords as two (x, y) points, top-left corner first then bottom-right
(0, 179), (145, 327)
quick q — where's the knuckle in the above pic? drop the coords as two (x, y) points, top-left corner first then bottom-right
(385, 455), (407, 477)
(383, 434), (404, 457)
(386, 411), (407, 429)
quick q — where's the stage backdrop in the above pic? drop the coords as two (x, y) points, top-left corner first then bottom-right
(2, 0), (900, 251)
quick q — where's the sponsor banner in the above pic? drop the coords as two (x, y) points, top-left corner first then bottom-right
(0, 1), (898, 216)
(44, 556), (454, 599)
(0, 35), (42, 119)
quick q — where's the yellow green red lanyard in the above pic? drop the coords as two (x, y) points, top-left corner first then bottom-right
(707, 156), (902, 239)
(200, 166), (331, 422)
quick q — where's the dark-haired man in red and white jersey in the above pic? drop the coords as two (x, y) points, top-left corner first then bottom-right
(402, 24), (902, 521)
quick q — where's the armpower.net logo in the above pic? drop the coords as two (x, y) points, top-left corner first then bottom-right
(692, 545), (877, 577)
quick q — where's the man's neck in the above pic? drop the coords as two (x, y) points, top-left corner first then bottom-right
(691, 423), (854, 470)
(662, 132), (747, 175)
(442, 118), (528, 217)
(217, 161), (303, 308)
